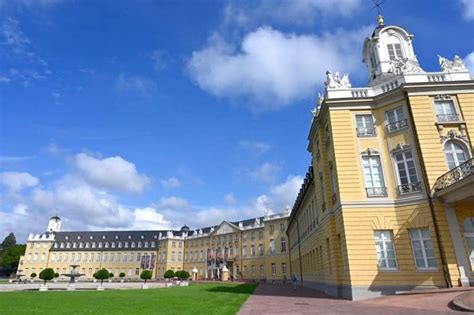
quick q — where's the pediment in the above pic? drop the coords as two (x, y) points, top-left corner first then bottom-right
(212, 221), (239, 235)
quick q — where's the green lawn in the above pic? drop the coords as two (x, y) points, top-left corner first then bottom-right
(0, 283), (256, 315)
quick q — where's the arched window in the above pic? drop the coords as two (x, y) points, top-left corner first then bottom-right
(445, 140), (469, 170)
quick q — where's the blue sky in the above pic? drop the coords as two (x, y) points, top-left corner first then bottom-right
(1, 0), (473, 241)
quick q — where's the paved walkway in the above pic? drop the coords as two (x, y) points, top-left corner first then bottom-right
(239, 283), (474, 315)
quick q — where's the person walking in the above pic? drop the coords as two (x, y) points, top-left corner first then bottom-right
(291, 274), (297, 290)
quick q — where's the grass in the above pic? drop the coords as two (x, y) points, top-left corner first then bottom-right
(0, 283), (256, 315)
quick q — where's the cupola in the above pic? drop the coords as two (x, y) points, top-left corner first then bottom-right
(363, 15), (423, 85)
(48, 215), (61, 232)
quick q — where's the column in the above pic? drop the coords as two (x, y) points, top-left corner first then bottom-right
(445, 203), (471, 287)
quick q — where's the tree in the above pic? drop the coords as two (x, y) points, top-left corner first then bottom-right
(94, 268), (109, 285)
(164, 269), (174, 280)
(175, 270), (190, 280)
(109, 273), (114, 279)
(0, 233), (16, 253)
(30, 272), (37, 279)
(54, 273), (59, 278)
(119, 272), (125, 278)
(39, 268), (55, 285)
(140, 270), (152, 284)
(0, 243), (25, 277)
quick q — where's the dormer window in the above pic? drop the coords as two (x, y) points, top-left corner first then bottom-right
(387, 43), (403, 60)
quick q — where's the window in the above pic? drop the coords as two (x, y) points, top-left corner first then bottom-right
(280, 237), (286, 252)
(435, 99), (458, 122)
(386, 107), (407, 132)
(387, 43), (403, 60)
(259, 231), (263, 240)
(260, 265), (264, 276)
(269, 239), (275, 254)
(356, 114), (376, 137)
(251, 265), (256, 276)
(282, 263), (287, 275)
(258, 244), (264, 256)
(363, 155), (387, 197)
(135, 268), (139, 276)
(250, 245), (255, 257)
(445, 140), (469, 170)
(242, 245), (247, 257)
(394, 150), (421, 194)
(269, 224), (274, 234)
(374, 231), (398, 270)
(280, 223), (285, 232)
(409, 228), (436, 269)
(137, 253), (141, 262)
(171, 251), (175, 262)
(271, 263), (276, 276)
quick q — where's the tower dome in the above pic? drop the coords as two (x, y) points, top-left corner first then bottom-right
(180, 224), (190, 233)
(362, 15), (423, 85)
(47, 214), (61, 232)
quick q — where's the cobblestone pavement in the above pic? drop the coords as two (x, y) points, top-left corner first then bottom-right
(238, 283), (474, 315)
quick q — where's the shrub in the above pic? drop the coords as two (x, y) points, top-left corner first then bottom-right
(175, 270), (190, 280)
(54, 273), (59, 278)
(30, 272), (37, 279)
(94, 268), (110, 285)
(140, 270), (152, 284)
(164, 269), (174, 279)
(39, 268), (55, 285)
(109, 273), (114, 279)
(119, 272), (125, 278)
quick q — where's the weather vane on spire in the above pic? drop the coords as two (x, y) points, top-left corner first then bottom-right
(371, 0), (385, 15)
(371, 0), (386, 25)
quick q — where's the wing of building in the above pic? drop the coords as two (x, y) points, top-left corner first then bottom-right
(288, 15), (474, 300)
(18, 211), (290, 282)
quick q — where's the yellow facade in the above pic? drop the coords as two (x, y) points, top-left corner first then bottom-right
(18, 213), (290, 283)
(288, 18), (474, 299)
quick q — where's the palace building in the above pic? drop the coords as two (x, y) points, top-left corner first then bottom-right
(288, 15), (473, 300)
(17, 211), (290, 282)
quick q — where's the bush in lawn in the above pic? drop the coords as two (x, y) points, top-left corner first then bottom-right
(30, 272), (37, 280)
(140, 270), (152, 284)
(164, 269), (174, 280)
(54, 272), (59, 278)
(119, 272), (125, 278)
(94, 268), (109, 285)
(175, 270), (190, 280)
(39, 268), (55, 285)
(109, 273), (114, 279)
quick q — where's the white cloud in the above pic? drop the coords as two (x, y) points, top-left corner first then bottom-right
(223, 0), (362, 28)
(115, 74), (156, 96)
(250, 162), (280, 182)
(30, 179), (134, 229)
(0, 171), (39, 192)
(160, 177), (181, 189)
(224, 193), (236, 205)
(239, 140), (271, 154)
(464, 51), (474, 75)
(158, 196), (189, 210)
(75, 153), (151, 193)
(13, 203), (28, 215)
(269, 175), (304, 210)
(1, 18), (51, 84)
(133, 207), (170, 230)
(149, 50), (168, 71)
(460, 0), (474, 20)
(188, 26), (369, 111)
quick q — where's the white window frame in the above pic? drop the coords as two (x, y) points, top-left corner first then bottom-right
(409, 228), (436, 270)
(444, 140), (470, 170)
(393, 148), (421, 195)
(362, 153), (387, 197)
(373, 230), (398, 271)
(355, 114), (376, 137)
(385, 106), (407, 132)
